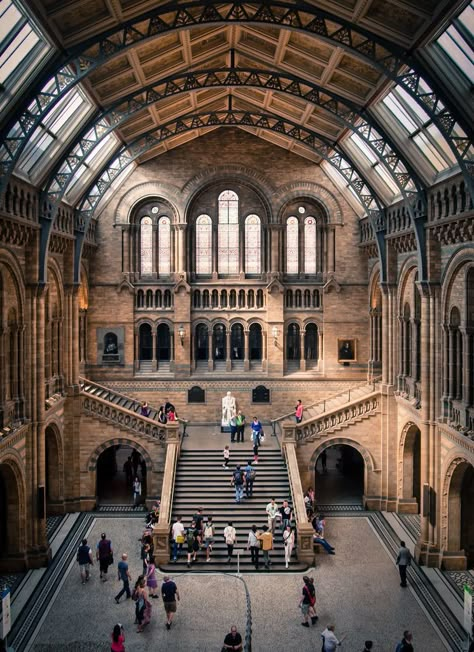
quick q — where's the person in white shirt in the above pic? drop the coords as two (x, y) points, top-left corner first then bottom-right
(266, 498), (279, 533)
(224, 522), (237, 562)
(321, 624), (341, 651)
(171, 516), (185, 562)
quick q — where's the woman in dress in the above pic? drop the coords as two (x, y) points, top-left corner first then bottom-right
(135, 576), (152, 632)
(110, 624), (125, 652)
(145, 556), (158, 597)
(283, 525), (295, 569)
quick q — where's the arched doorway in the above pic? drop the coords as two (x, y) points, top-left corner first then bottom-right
(448, 462), (474, 568)
(231, 323), (244, 365)
(96, 445), (147, 506)
(139, 323), (153, 361)
(213, 324), (226, 362)
(315, 444), (365, 507)
(156, 323), (170, 368)
(401, 425), (421, 513)
(249, 323), (262, 366)
(304, 323), (318, 368)
(195, 324), (209, 366)
(0, 462), (22, 569)
(45, 425), (62, 514)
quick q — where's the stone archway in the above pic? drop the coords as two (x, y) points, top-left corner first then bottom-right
(398, 423), (421, 513)
(312, 441), (368, 508)
(0, 458), (26, 571)
(45, 424), (64, 514)
(444, 460), (474, 569)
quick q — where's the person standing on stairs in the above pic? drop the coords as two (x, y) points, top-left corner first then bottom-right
(223, 444), (230, 468)
(203, 517), (215, 562)
(247, 525), (260, 569)
(283, 525), (295, 569)
(232, 465), (244, 503)
(224, 521), (237, 563)
(258, 525), (273, 569)
(185, 520), (200, 568)
(266, 498), (279, 533)
(171, 516), (185, 562)
(295, 399), (304, 423)
(244, 460), (255, 497)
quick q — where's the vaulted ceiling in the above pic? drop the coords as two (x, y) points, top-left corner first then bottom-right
(27, 0), (455, 164)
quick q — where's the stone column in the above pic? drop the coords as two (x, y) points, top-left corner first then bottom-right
(244, 328), (250, 371)
(175, 224), (187, 276)
(121, 226), (130, 277)
(208, 329), (213, 371)
(152, 326), (157, 371)
(226, 326), (231, 372)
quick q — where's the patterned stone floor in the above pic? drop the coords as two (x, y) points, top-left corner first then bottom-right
(23, 515), (449, 652)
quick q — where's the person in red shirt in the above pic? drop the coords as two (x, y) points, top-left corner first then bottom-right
(110, 624), (125, 651)
(295, 399), (304, 423)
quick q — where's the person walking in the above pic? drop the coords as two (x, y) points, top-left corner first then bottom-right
(140, 401), (150, 417)
(279, 500), (293, 532)
(115, 553), (131, 603)
(266, 498), (279, 533)
(145, 556), (158, 597)
(223, 625), (243, 651)
(77, 538), (93, 584)
(247, 524), (260, 569)
(193, 507), (205, 539)
(223, 445), (230, 468)
(232, 465), (244, 503)
(97, 532), (113, 581)
(110, 624), (125, 652)
(258, 525), (273, 569)
(185, 520), (200, 568)
(321, 624), (341, 650)
(396, 630), (414, 651)
(161, 576), (180, 630)
(295, 399), (304, 423)
(203, 517), (215, 562)
(244, 460), (255, 498)
(171, 516), (185, 562)
(252, 434), (260, 464)
(224, 521), (237, 563)
(230, 414), (237, 443)
(299, 576), (318, 627)
(133, 476), (142, 508)
(134, 576), (151, 633)
(283, 525), (295, 569)
(396, 541), (412, 587)
(236, 410), (246, 442)
(363, 642), (373, 652)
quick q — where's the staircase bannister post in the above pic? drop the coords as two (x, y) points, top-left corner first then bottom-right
(281, 421), (314, 567)
(153, 422), (181, 566)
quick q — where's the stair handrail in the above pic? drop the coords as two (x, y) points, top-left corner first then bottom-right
(79, 376), (153, 415)
(271, 376), (381, 431)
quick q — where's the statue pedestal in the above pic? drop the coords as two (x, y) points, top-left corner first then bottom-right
(221, 425), (231, 433)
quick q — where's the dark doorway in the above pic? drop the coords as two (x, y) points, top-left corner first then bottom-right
(304, 323), (318, 363)
(96, 445), (147, 506)
(0, 463), (21, 567)
(195, 324), (208, 361)
(315, 444), (365, 506)
(139, 323), (153, 360)
(213, 324), (226, 360)
(231, 323), (244, 359)
(249, 323), (262, 360)
(286, 323), (300, 360)
(461, 465), (474, 568)
(157, 323), (170, 361)
(45, 426), (62, 514)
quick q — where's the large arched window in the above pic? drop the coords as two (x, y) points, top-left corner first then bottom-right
(218, 190), (239, 275)
(286, 216), (299, 274)
(158, 216), (171, 276)
(304, 216), (317, 274)
(245, 214), (261, 274)
(140, 216), (153, 276)
(196, 214), (212, 275)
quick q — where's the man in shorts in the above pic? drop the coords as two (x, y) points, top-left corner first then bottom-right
(203, 516), (215, 562)
(77, 538), (93, 584)
(161, 576), (180, 630)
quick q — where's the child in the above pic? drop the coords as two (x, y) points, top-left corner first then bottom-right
(222, 445), (230, 468)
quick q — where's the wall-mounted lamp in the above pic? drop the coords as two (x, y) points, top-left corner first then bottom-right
(178, 324), (185, 345)
(272, 326), (278, 345)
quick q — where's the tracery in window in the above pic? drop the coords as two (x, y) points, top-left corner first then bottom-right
(158, 216), (171, 276)
(245, 214), (261, 274)
(196, 214), (212, 275)
(286, 216), (299, 274)
(304, 216), (317, 275)
(140, 216), (153, 276)
(218, 190), (239, 275)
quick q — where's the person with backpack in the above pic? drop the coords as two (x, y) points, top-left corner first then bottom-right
(232, 465), (244, 503)
(299, 575), (317, 627)
(193, 507), (205, 539)
(223, 521), (236, 563)
(96, 532), (113, 581)
(203, 517), (215, 562)
(185, 520), (200, 568)
(396, 631), (414, 652)
(77, 538), (93, 584)
(171, 516), (185, 562)
(244, 460), (256, 497)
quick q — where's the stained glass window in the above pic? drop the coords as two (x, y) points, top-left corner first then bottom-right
(218, 190), (239, 275)
(140, 216), (153, 276)
(304, 216), (317, 274)
(158, 216), (171, 276)
(245, 214), (261, 274)
(286, 216), (299, 274)
(196, 214), (212, 275)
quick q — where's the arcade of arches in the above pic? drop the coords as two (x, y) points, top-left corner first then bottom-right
(0, 0), (473, 582)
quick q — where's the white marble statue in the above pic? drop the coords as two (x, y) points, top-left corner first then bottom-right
(222, 391), (237, 427)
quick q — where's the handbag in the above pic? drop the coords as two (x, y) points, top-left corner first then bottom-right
(108, 553), (114, 565)
(176, 534), (185, 544)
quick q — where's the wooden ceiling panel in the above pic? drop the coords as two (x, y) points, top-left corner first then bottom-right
(119, 112), (155, 139)
(268, 94), (307, 121)
(94, 72), (140, 103)
(88, 55), (132, 85)
(286, 33), (333, 65)
(280, 51), (325, 80)
(232, 88), (267, 105)
(155, 96), (194, 121)
(142, 51), (186, 81)
(191, 32), (229, 59)
(238, 32), (278, 59)
(337, 55), (381, 86)
(135, 34), (182, 63)
(327, 71), (373, 101)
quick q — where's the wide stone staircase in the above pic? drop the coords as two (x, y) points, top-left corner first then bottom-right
(159, 447), (309, 573)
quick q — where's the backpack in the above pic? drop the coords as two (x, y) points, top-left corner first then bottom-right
(187, 529), (195, 546)
(233, 469), (243, 485)
(395, 644), (403, 652)
(247, 469), (256, 481)
(204, 523), (214, 538)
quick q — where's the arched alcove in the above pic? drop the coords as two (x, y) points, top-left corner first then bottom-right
(0, 461), (25, 570)
(400, 424), (421, 513)
(45, 425), (63, 514)
(96, 444), (148, 506)
(315, 444), (365, 507)
(447, 461), (474, 569)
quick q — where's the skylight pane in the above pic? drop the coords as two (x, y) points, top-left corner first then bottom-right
(438, 30), (474, 79)
(382, 94), (417, 132)
(0, 1), (22, 41)
(396, 88), (430, 124)
(413, 132), (447, 171)
(0, 24), (39, 83)
(351, 133), (377, 164)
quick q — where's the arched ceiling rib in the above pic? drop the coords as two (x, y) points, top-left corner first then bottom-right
(2, 0), (472, 202)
